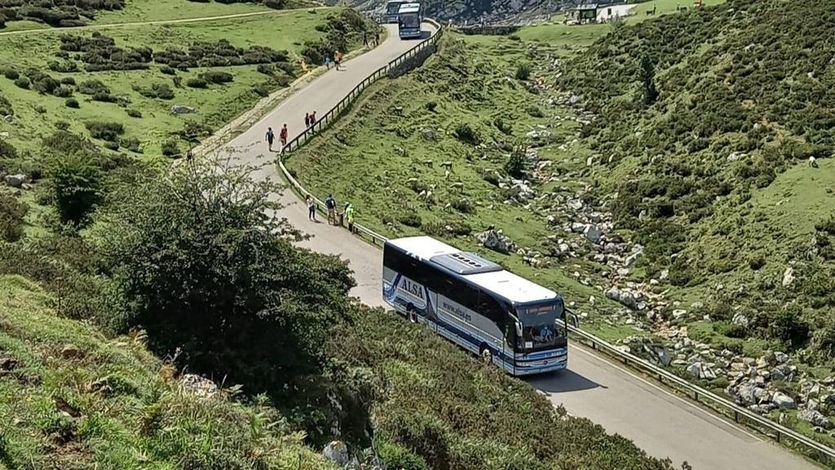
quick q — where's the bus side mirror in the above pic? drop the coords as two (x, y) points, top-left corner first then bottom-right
(568, 313), (580, 328)
(514, 321), (523, 338)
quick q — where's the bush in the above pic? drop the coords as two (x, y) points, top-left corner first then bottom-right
(53, 85), (73, 98)
(4, 69), (19, 80)
(0, 94), (13, 116)
(92, 92), (118, 103)
(200, 71), (234, 84)
(126, 108), (142, 118)
(78, 79), (109, 95)
(504, 145), (526, 178)
(515, 62), (532, 80)
(161, 140), (180, 156)
(49, 153), (102, 225)
(134, 83), (175, 100)
(119, 137), (142, 153)
(453, 123), (480, 146)
(0, 193), (28, 242)
(425, 101), (437, 112)
(60, 76), (76, 85)
(0, 140), (17, 158)
(160, 65), (176, 75)
(14, 77), (30, 89)
(186, 77), (208, 88)
(767, 306), (810, 348)
(450, 197), (474, 214)
(84, 121), (124, 141)
(397, 213), (422, 227)
(66, 98), (80, 108)
(526, 105), (544, 118)
(98, 160), (356, 395)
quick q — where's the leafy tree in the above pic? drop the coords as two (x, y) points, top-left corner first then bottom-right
(0, 192), (28, 242)
(97, 159), (356, 394)
(50, 152), (102, 225)
(640, 54), (658, 105)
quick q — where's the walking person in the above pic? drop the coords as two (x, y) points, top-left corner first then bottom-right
(324, 55), (332, 69)
(279, 123), (288, 148)
(305, 112), (310, 128)
(265, 127), (275, 151)
(306, 195), (316, 221)
(325, 194), (336, 225)
(374, 29), (381, 46)
(362, 31), (369, 48)
(310, 111), (317, 127)
(334, 50), (343, 70)
(344, 202), (355, 233)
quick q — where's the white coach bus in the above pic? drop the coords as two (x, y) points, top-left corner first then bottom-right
(382, 236), (574, 375)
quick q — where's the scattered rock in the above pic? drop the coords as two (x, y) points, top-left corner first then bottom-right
(771, 392), (796, 409)
(171, 105), (196, 115)
(477, 229), (517, 254)
(781, 267), (795, 287)
(180, 374), (218, 398)
(4, 174), (27, 188)
(732, 312), (750, 328)
(798, 409), (831, 429)
(508, 179), (534, 201)
(322, 441), (350, 466)
(773, 351), (788, 364)
(421, 128), (437, 141)
(728, 382), (765, 406)
(583, 224), (602, 243)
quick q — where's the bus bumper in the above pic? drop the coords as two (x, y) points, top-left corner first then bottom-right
(509, 350), (568, 376)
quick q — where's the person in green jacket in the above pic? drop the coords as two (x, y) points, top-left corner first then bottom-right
(344, 202), (355, 233)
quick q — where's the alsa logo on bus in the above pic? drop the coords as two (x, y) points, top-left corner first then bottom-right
(398, 277), (427, 308)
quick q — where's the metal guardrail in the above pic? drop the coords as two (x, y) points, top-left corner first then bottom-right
(566, 321), (834, 466)
(274, 19), (835, 468)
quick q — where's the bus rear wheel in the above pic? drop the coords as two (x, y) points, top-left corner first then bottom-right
(480, 346), (493, 365)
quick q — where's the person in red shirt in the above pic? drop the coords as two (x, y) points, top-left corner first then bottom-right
(279, 124), (288, 147)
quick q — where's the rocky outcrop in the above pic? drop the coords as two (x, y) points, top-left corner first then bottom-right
(477, 228), (516, 254)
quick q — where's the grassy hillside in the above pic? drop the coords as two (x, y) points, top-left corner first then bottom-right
(285, 1), (835, 448)
(0, 274), (328, 469)
(0, 7), (373, 167)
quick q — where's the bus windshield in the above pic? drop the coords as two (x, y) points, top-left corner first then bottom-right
(386, 2), (402, 14)
(516, 300), (565, 350)
(399, 12), (420, 28)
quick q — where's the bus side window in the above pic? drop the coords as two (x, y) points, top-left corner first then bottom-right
(477, 292), (505, 328)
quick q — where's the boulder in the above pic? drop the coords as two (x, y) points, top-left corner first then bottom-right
(570, 222), (586, 233)
(729, 382), (765, 406)
(774, 351), (788, 364)
(771, 392), (796, 409)
(180, 374), (218, 398)
(732, 312), (750, 328)
(477, 229), (516, 254)
(4, 174), (27, 188)
(421, 128), (438, 141)
(781, 267), (795, 287)
(798, 409), (832, 430)
(508, 180), (534, 201)
(171, 105), (196, 115)
(322, 441), (350, 466)
(583, 224), (602, 243)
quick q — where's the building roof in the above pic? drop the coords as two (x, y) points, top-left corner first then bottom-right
(387, 236), (559, 304)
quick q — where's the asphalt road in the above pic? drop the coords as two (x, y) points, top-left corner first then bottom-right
(218, 23), (816, 470)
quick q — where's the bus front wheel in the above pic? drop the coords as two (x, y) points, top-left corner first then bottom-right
(406, 305), (418, 323)
(480, 346), (493, 365)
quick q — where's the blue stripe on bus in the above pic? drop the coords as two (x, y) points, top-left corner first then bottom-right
(384, 290), (567, 375)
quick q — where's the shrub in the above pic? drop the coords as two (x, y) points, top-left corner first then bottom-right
(53, 85), (73, 98)
(119, 137), (142, 153)
(200, 71), (234, 84)
(256, 63), (274, 75)
(526, 105), (544, 118)
(98, 160), (356, 395)
(4, 69), (19, 80)
(252, 83), (270, 97)
(14, 77), (30, 89)
(78, 79), (109, 95)
(0, 193), (28, 242)
(0, 94), (13, 116)
(66, 98), (80, 108)
(60, 76), (76, 85)
(767, 306), (810, 348)
(49, 153), (102, 225)
(493, 117), (512, 135)
(398, 213), (422, 227)
(504, 145), (526, 178)
(515, 62), (531, 80)
(0, 140), (17, 158)
(186, 77), (208, 88)
(160, 65), (176, 75)
(134, 83), (175, 100)
(453, 123), (480, 145)
(84, 121), (124, 141)
(161, 140), (180, 156)
(450, 197), (474, 214)
(92, 92), (118, 103)
(425, 101), (437, 112)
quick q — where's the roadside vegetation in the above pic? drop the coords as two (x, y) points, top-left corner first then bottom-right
(286, 0), (835, 448)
